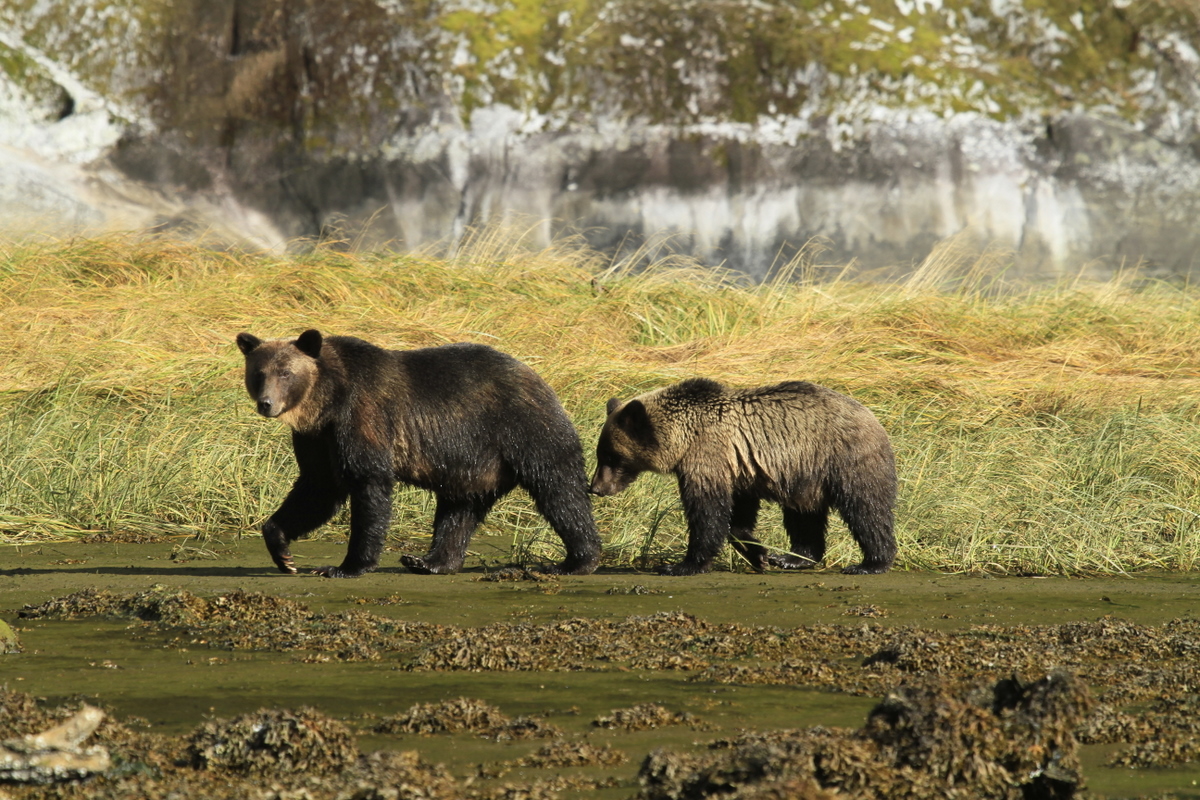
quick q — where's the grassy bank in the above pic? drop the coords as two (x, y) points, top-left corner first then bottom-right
(1, 231), (1199, 574)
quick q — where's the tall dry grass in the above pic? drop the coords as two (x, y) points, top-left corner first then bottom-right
(1, 229), (1199, 574)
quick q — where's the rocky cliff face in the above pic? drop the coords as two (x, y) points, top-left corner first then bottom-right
(1, 0), (1198, 279)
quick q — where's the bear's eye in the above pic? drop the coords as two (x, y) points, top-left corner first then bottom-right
(278, 369), (292, 379)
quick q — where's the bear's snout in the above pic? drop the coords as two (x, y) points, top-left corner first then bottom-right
(589, 466), (626, 497)
(256, 398), (277, 417)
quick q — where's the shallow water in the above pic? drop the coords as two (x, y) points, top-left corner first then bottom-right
(5, 535), (1200, 798)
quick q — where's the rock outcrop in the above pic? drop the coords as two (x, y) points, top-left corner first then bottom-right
(1, 0), (1197, 279)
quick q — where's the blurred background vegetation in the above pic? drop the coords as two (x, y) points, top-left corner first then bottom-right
(2, 230), (1198, 575)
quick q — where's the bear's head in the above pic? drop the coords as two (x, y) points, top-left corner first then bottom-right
(236, 329), (324, 430)
(589, 397), (660, 496)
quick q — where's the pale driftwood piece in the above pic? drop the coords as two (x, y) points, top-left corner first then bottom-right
(0, 705), (110, 784)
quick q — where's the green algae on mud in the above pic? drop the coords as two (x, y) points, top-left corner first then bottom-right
(6, 540), (1200, 797)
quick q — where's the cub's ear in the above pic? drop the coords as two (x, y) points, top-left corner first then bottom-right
(236, 333), (261, 355)
(613, 399), (657, 446)
(605, 397), (623, 417)
(295, 329), (323, 359)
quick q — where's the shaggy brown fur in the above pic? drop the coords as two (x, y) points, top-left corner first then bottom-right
(237, 330), (601, 578)
(590, 378), (896, 575)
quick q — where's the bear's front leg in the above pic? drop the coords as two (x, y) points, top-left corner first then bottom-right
(262, 520), (297, 574)
(770, 507), (828, 570)
(397, 554), (453, 575)
(262, 472), (347, 575)
(657, 479), (731, 576)
(658, 560), (711, 576)
(314, 479), (391, 578)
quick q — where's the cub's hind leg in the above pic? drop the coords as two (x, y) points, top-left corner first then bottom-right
(768, 506), (829, 570)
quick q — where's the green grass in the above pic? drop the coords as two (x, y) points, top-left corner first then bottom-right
(2, 230), (1199, 575)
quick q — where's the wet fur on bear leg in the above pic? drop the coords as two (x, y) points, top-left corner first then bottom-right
(312, 479), (392, 578)
(837, 495), (897, 574)
(262, 521), (298, 574)
(658, 479), (731, 576)
(523, 474), (602, 575)
(262, 452), (348, 575)
(764, 507), (829, 570)
(401, 494), (499, 575)
(727, 494), (768, 571)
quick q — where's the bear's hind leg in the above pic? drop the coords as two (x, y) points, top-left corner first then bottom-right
(401, 494), (498, 575)
(769, 507), (828, 570)
(837, 499), (896, 575)
(727, 494), (767, 571)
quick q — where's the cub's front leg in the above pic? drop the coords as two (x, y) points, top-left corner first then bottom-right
(657, 479), (732, 576)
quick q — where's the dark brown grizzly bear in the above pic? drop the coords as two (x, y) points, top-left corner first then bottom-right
(589, 378), (896, 576)
(236, 329), (602, 578)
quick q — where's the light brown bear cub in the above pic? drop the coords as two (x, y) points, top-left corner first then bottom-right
(590, 378), (896, 576)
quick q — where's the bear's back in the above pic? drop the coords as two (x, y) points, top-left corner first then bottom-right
(669, 379), (890, 489)
(324, 338), (536, 404)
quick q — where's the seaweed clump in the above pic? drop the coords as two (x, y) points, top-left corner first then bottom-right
(516, 740), (628, 768)
(186, 707), (357, 775)
(637, 670), (1092, 800)
(19, 586), (306, 628)
(0, 691), (463, 799)
(592, 703), (703, 731)
(373, 697), (561, 741)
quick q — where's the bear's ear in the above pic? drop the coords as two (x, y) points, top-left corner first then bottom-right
(614, 399), (657, 446)
(295, 329), (323, 359)
(605, 397), (622, 417)
(236, 333), (261, 355)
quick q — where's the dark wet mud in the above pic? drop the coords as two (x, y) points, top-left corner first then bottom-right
(5, 537), (1200, 798)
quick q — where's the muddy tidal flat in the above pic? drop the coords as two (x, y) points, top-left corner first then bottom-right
(4, 537), (1200, 799)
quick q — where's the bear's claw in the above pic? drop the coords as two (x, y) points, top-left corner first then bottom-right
(273, 554), (298, 574)
(537, 557), (601, 576)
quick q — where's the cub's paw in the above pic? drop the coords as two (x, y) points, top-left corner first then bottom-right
(657, 561), (709, 577)
(842, 561), (892, 575)
(765, 553), (821, 571)
(400, 555), (458, 575)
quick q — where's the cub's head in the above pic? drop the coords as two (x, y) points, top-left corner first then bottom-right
(235, 329), (323, 430)
(590, 397), (660, 496)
